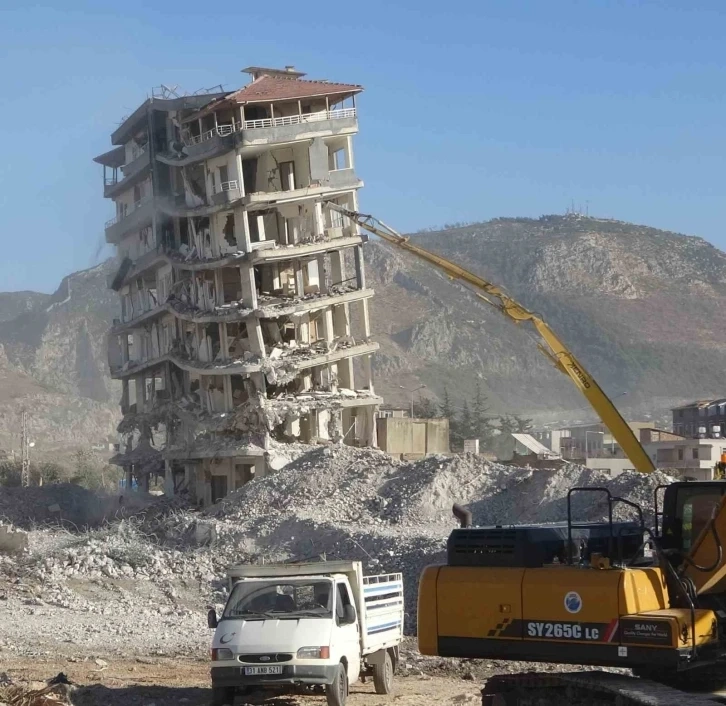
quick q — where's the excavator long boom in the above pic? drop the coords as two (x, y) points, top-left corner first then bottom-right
(329, 203), (656, 474)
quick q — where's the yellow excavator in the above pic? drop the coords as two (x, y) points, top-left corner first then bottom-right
(329, 203), (726, 704)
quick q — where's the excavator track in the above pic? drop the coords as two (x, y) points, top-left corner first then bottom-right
(481, 671), (725, 706)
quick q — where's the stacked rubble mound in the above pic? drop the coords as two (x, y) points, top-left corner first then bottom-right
(0, 445), (676, 650)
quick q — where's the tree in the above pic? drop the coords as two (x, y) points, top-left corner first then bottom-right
(459, 400), (474, 441)
(438, 387), (455, 421)
(498, 414), (534, 436)
(512, 415), (533, 434)
(413, 396), (438, 419)
(472, 382), (496, 448)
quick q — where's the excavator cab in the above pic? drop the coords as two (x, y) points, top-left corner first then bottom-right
(658, 481), (726, 555)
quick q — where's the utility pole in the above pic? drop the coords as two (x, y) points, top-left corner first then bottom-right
(20, 410), (30, 487)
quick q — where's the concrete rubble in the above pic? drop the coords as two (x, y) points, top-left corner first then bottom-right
(0, 445), (674, 661)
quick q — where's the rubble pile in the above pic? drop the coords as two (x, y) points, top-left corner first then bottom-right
(0, 485), (113, 529)
(0, 444), (676, 655)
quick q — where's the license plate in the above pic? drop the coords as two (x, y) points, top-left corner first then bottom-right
(243, 665), (283, 675)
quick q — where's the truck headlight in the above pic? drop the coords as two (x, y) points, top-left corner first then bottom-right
(211, 648), (234, 661)
(297, 646), (330, 659)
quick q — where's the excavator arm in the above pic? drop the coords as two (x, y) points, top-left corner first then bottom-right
(328, 203), (656, 474)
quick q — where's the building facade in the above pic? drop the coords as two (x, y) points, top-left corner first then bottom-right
(672, 399), (726, 439)
(96, 67), (380, 505)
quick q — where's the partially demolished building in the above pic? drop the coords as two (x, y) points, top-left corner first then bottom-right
(96, 66), (380, 504)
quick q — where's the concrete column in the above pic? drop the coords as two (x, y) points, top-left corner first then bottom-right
(238, 209), (252, 251)
(247, 320), (266, 357)
(240, 265), (258, 309)
(214, 269), (223, 306)
(135, 378), (145, 412)
(354, 246), (366, 289)
(140, 472), (150, 493)
(365, 406), (377, 447)
(125, 467), (133, 492)
(121, 379), (129, 410)
(219, 322), (229, 360)
(317, 254), (330, 293)
(339, 358), (354, 390)
(294, 262), (305, 297)
(362, 354), (374, 393)
(164, 461), (173, 496)
(322, 309), (335, 344)
(347, 135), (355, 170)
(223, 375), (233, 411)
(314, 202), (325, 238)
(360, 299), (372, 338)
(257, 214), (266, 241)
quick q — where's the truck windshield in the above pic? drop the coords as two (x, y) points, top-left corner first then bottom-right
(223, 579), (333, 620)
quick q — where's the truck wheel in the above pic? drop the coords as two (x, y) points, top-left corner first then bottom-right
(373, 651), (394, 695)
(325, 663), (348, 706)
(211, 685), (236, 706)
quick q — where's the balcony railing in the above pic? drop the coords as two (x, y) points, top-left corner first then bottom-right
(184, 123), (238, 146)
(105, 196), (152, 229)
(243, 108), (356, 130)
(182, 108), (357, 146)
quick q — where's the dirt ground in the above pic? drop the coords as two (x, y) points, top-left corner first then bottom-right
(1, 657), (482, 706)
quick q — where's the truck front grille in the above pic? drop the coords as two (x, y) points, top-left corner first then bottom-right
(238, 653), (293, 664)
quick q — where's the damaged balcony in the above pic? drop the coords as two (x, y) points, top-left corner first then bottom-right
(249, 235), (362, 264)
(243, 171), (362, 207)
(105, 196), (154, 244)
(166, 269), (253, 323)
(239, 108), (358, 147)
(257, 286), (373, 319)
(104, 149), (151, 199)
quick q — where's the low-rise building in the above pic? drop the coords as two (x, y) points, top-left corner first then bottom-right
(376, 417), (449, 459)
(672, 399), (726, 439)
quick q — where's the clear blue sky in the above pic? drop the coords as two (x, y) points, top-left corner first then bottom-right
(1, 0), (724, 293)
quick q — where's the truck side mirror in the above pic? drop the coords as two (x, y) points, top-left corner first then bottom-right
(343, 605), (356, 625)
(208, 608), (218, 629)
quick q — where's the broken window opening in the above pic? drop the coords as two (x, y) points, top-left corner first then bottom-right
(279, 161), (296, 192)
(241, 157), (258, 193)
(231, 376), (249, 407)
(223, 214), (236, 248)
(248, 213), (261, 244)
(221, 267), (241, 304)
(179, 218), (190, 247)
(234, 463), (255, 489)
(200, 324), (221, 362)
(227, 322), (250, 358)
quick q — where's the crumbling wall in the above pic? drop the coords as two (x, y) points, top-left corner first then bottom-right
(0, 524), (28, 554)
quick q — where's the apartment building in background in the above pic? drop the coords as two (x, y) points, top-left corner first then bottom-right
(95, 66), (380, 505)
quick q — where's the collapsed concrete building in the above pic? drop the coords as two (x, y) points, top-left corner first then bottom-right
(95, 66), (380, 505)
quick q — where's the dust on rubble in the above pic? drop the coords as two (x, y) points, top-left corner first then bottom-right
(0, 444), (666, 705)
(1, 657), (482, 706)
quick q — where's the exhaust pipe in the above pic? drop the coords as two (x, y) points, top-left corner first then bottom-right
(453, 503), (472, 528)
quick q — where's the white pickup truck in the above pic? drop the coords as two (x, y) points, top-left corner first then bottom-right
(207, 560), (404, 706)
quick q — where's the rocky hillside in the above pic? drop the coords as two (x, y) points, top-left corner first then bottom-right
(2, 213), (724, 456)
(0, 262), (120, 462)
(0, 292), (51, 323)
(368, 214), (726, 423)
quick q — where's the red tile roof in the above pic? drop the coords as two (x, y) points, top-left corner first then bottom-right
(185, 75), (362, 122)
(230, 75), (362, 104)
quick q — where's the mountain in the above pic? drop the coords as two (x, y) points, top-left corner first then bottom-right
(0, 292), (51, 323)
(0, 262), (120, 462)
(2, 213), (724, 460)
(366, 214), (726, 425)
